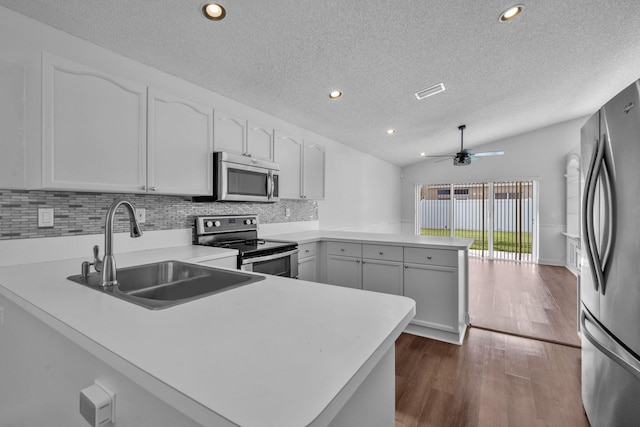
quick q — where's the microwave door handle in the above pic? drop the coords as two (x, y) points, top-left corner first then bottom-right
(267, 170), (274, 200)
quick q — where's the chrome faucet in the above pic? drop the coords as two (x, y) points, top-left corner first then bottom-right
(93, 199), (143, 287)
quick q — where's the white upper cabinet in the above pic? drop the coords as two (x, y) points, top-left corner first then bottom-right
(247, 121), (274, 160)
(303, 141), (326, 200)
(214, 111), (274, 161)
(214, 111), (246, 156)
(41, 53), (147, 192)
(147, 88), (213, 196)
(0, 60), (25, 189)
(274, 131), (326, 200)
(274, 131), (303, 199)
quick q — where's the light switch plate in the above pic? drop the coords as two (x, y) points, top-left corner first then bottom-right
(37, 208), (54, 228)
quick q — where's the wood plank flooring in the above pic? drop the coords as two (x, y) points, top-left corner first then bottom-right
(468, 259), (581, 347)
(395, 329), (589, 427)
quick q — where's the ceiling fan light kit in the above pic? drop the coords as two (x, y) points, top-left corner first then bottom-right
(426, 124), (505, 166)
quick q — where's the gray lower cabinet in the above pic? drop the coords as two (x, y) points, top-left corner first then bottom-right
(326, 254), (362, 289)
(298, 242), (318, 281)
(320, 240), (468, 344)
(403, 263), (458, 332)
(403, 246), (466, 344)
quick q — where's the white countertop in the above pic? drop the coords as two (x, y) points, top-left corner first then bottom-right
(0, 245), (415, 426)
(268, 230), (474, 250)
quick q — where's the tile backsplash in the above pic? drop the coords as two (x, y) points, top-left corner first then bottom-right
(0, 189), (318, 240)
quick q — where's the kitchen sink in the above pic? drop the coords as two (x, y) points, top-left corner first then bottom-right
(67, 260), (264, 309)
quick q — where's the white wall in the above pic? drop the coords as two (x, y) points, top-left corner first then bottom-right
(401, 117), (588, 265)
(0, 6), (402, 231)
(316, 135), (402, 231)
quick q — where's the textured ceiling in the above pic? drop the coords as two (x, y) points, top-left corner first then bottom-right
(3, 0), (640, 166)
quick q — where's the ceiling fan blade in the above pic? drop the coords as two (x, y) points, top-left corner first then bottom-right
(435, 156), (455, 163)
(426, 154), (456, 158)
(473, 150), (504, 157)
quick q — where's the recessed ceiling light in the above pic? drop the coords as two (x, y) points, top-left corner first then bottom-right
(329, 90), (342, 99)
(499, 5), (523, 22)
(386, 129), (395, 135)
(202, 3), (226, 20)
(414, 83), (446, 100)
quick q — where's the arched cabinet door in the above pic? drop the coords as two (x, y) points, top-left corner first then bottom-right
(303, 141), (326, 200)
(274, 131), (303, 199)
(247, 122), (274, 161)
(41, 53), (147, 192)
(214, 111), (246, 156)
(147, 88), (213, 196)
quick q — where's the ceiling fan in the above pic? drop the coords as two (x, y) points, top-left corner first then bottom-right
(428, 125), (504, 166)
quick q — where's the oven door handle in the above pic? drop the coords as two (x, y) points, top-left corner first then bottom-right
(241, 249), (298, 265)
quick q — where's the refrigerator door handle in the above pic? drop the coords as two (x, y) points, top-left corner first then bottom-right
(599, 133), (615, 295)
(581, 308), (640, 380)
(582, 138), (603, 292)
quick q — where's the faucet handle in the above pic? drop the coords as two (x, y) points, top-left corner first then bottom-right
(93, 245), (103, 272)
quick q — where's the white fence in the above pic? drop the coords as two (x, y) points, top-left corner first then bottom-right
(419, 199), (533, 232)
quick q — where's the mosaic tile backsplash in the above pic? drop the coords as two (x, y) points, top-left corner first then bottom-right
(0, 189), (318, 240)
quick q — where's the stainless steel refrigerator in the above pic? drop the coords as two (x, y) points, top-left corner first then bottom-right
(580, 80), (640, 426)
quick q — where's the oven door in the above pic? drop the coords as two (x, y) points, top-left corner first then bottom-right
(217, 155), (279, 202)
(241, 249), (298, 278)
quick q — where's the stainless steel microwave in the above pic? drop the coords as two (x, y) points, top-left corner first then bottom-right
(195, 152), (279, 202)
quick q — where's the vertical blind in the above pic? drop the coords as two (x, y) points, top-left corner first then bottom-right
(419, 181), (534, 262)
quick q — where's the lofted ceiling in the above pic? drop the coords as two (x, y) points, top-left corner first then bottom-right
(2, 0), (640, 166)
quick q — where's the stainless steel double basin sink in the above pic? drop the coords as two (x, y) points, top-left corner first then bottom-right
(67, 260), (264, 309)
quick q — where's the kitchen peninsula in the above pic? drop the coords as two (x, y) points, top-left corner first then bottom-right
(0, 245), (415, 426)
(265, 230), (473, 345)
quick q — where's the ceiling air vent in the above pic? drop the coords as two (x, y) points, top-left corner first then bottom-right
(414, 83), (446, 100)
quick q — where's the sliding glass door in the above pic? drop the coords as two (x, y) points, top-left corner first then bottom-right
(417, 180), (536, 262)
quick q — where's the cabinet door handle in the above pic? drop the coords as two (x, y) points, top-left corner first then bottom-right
(340, 248), (345, 252)
(356, 259), (361, 263)
(150, 186), (157, 192)
(404, 264), (409, 268)
(141, 185), (147, 191)
(379, 251), (384, 255)
(361, 260), (366, 264)
(305, 249), (310, 253)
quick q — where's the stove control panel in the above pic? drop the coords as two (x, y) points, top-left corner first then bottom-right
(196, 215), (258, 235)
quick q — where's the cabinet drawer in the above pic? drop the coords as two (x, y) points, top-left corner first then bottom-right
(362, 244), (403, 262)
(403, 247), (458, 267)
(298, 242), (317, 259)
(326, 241), (362, 257)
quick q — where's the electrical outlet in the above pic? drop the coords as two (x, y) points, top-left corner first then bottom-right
(285, 208), (291, 217)
(135, 208), (146, 224)
(38, 208), (54, 228)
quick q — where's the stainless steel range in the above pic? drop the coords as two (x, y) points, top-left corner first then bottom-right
(194, 215), (298, 278)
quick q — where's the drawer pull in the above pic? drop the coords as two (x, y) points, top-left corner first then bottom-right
(379, 251), (384, 255)
(341, 248), (345, 252)
(305, 249), (310, 253)
(427, 256), (432, 260)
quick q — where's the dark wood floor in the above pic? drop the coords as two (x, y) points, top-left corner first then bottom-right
(395, 329), (589, 427)
(468, 259), (581, 347)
